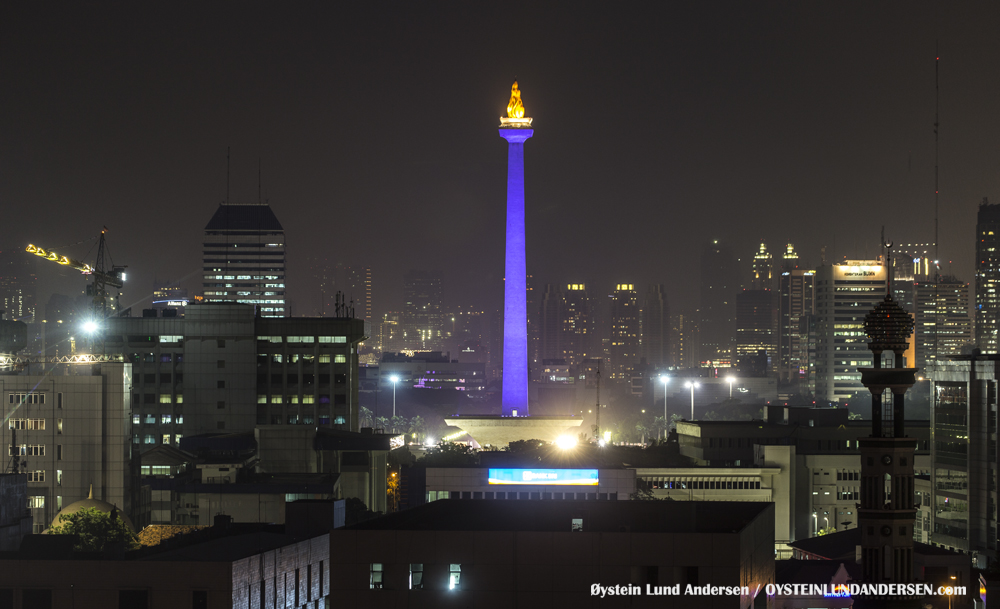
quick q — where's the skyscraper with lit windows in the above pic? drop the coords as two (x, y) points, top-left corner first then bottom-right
(608, 284), (639, 379)
(202, 203), (286, 317)
(815, 259), (887, 402)
(976, 198), (1000, 353)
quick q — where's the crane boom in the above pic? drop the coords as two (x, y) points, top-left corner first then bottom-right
(25, 244), (95, 275)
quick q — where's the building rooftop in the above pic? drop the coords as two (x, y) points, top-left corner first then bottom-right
(204, 203), (283, 232)
(349, 499), (772, 534)
(789, 528), (959, 560)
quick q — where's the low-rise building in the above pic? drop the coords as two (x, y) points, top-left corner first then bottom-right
(330, 499), (775, 609)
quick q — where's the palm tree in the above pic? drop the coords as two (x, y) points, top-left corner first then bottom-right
(408, 415), (426, 441)
(375, 416), (389, 432)
(359, 406), (374, 428)
(390, 415), (406, 434)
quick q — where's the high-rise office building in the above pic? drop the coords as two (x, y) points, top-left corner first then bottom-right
(608, 284), (639, 380)
(751, 241), (774, 290)
(538, 283), (591, 368)
(735, 289), (775, 359)
(310, 261), (373, 323)
(202, 203), (286, 317)
(562, 284), (590, 367)
(670, 311), (699, 370)
(700, 241), (738, 366)
(778, 269), (816, 385)
(0, 250), (37, 322)
(104, 303), (366, 442)
(151, 281), (188, 314)
(781, 242), (800, 272)
(539, 284), (563, 362)
(402, 271), (443, 351)
(928, 353), (998, 567)
(913, 277), (972, 368)
(977, 199), (1000, 353)
(379, 312), (403, 355)
(815, 259), (887, 403)
(642, 284), (669, 369)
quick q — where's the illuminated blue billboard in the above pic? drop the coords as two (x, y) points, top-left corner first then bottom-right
(487, 468), (599, 486)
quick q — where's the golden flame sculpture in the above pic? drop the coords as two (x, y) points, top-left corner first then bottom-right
(506, 80), (525, 119)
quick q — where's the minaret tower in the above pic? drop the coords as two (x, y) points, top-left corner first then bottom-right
(499, 80), (533, 417)
(857, 242), (918, 584)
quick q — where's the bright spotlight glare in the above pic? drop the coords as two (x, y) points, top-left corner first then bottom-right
(82, 321), (99, 334)
(598, 439), (606, 448)
(555, 435), (577, 450)
(424, 438), (434, 446)
(390, 375), (400, 383)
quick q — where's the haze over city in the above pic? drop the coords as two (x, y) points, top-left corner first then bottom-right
(3, 2), (998, 318)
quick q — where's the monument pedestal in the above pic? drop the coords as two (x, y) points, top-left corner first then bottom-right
(443, 415), (583, 448)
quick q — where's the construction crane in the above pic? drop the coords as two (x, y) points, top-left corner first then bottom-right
(26, 229), (127, 324)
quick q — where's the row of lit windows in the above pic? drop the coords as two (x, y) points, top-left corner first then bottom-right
(7, 393), (45, 404)
(136, 434), (182, 445)
(9, 418), (46, 430)
(133, 414), (184, 425)
(257, 336), (348, 344)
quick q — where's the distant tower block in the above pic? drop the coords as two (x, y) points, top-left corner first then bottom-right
(499, 80), (533, 417)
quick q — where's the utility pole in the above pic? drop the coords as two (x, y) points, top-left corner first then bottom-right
(595, 359), (602, 443)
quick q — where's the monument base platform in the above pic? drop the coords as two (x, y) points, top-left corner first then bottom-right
(443, 415), (584, 448)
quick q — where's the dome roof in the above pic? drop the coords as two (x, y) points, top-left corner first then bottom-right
(863, 294), (914, 353)
(50, 486), (136, 533)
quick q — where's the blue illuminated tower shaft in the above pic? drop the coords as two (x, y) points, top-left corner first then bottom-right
(499, 127), (533, 416)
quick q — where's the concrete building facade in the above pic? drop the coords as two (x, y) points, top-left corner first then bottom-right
(815, 260), (887, 402)
(103, 303), (366, 446)
(1, 362), (132, 534)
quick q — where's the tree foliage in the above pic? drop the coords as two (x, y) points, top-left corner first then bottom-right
(47, 507), (139, 552)
(417, 442), (478, 467)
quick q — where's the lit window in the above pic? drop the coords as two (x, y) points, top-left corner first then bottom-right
(144, 435), (155, 444)
(319, 336), (347, 343)
(28, 496), (45, 509)
(160, 394), (172, 403)
(410, 564), (423, 589)
(272, 395), (283, 404)
(318, 355), (331, 363)
(334, 355), (347, 364)
(162, 434), (170, 444)
(449, 564), (462, 590)
(161, 415), (172, 424)
(370, 563), (383, 589)
(257, 395), (267, 404)
(176, 394), (183, 404)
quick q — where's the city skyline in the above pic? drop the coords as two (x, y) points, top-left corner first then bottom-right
(2, 3), (999, 324)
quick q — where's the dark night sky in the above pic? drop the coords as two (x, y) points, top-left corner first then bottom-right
(3, 2), (998, 319)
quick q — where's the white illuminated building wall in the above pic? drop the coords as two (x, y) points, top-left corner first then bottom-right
(815, 260), (887, 403)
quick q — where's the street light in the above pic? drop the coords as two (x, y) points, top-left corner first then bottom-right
(390, 375), (400, 418)
(813, 513), (818, 535)
(949, 575), (957, 609)
(726, 376), (735, 398)
(823, 516), (829, 531)
(684, 381), (699, 420)
(660, 375), (670, 436)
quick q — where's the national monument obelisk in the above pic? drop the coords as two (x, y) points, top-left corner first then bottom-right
(444, 81), (582, 446)
(498, 81), (533, 417)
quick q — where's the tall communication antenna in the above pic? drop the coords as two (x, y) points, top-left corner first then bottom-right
(933, 45), (941, 363)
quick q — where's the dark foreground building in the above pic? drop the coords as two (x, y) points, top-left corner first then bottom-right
(330, 499), (775, 608)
